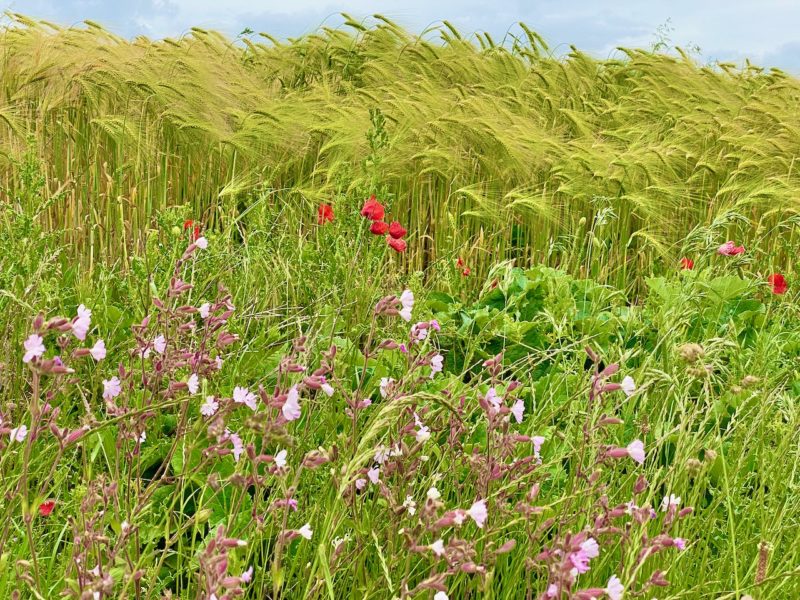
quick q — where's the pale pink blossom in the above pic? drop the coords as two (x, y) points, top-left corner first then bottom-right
(72, 305), (92, 341)
(467, 499), (488, 528)
(430, 539), (445, 556)
(532, 435), (545, 461)
(399, 289), (414, 321)
(511, 399), (525, 423)
(23, 334), (45, 363)
(379, 377), (394, 399)
(195, 236), (208, 250)
(627, 439), (646, 465)
(233, 386), (257, 411)
(410, 322), (429, 343)
(199, 302), (211, 319)
(485, 387), (502, 409)
(430, 319), (441, 332)
(9, 424), (27, 443)
(215, 356), (224, 370)
(90, 339), (106, 361)
(274, 449), (287, 469)
(434, 592), (448, 600)
(240, 566), (253, 583)
(367, 466), (380, 484)
(402, 495), (417, 515)
(320, 376), (334, 397)
(103, 376), (122, 400)
(430, 354), (444, 378)
(620, 375), (636, 397)
(606, 575), (624, 600)
(546, 584), (558, 598)
(355, 478), (367, 490)
(200, 396), (218, 417)
(298, 523), (313, 540)
(427, 486), (441, 501)
(661, 494), (681, 511)
(674, 537), (687, 551)
(187, 373), (199, 395)
(569, 537), (599, 574)
(153, 335), (166, 354)
(282, 386), (301, 421)
(230, 432), (244, 461)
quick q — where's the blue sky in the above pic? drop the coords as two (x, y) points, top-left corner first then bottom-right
(3, 0), (799, 73)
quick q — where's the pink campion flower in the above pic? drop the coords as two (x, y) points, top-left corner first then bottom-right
(355, 478), (367, 490)
(661, 494), (681, 511)
(233, 386), (257, 411)
(467, 499), (488, 528)
(718, 240), (745, 256)
(241, 566), (253, 584)
(200, 396), (219, 417)
(674, 537), (687, 551)
(434, 592), (449, 600)
(410, 323), (428, 343)
(103, 376), (122, 400)
(620, 375), (636, 397)
(399, 290), (414, 321)
(282, 386), (301, 421)
(569, 537), (600, 574)
(274, 449), (288, 469)
(367, 466), (380, 484)
(298, 523), (313, 540)
(430, 539), (445, 557)
(215, 356), (224, 370)
(9, 424), (28, 443)
(153, 335), (166, 354)
(72, 305), (92, 341)
(627, 439), (646, 464)
(379, 377), (394, 399)
(546, 584), (559, 598)
(187, 373), (200, 395)
(320, 376), (334, 397)
(89, 339), (106, 361)
(605, 575), (624, 600)
(414, 412), (431, 442)
(532, 435), (545, 461)
(199, 302), (211, 319)
(485, 387), (502, 409)
(195, 236), (208, 250)
(430, 319), (441, 332)
(511, 399), (525, 423)
(374, 445), (390, 464)
(230, 432), (244, 461)
(23, 334), (45, 363)
(430, 354), (444, 378)
(402, 495), (417, 515)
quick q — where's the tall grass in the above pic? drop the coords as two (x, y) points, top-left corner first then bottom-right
(2, 13), (800, 288)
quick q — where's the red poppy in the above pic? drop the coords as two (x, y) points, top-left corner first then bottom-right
(317, 204), (334, 224)
(387, 236), (407, 253)
(457, 257), (465, 268)
(39, 500), (55, 517)
(388, 221), (407, 239)
(679, 257), (694, 270)
(370, 221), (389, 235)
(767, 273), (787, 295)
(462, 267), (471, 276)
(360, 195), (385, 221)
(183, 220), (200, 241)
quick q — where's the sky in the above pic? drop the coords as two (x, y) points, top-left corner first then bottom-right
(2, 0), (799, 73)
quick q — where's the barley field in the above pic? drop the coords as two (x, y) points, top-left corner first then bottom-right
(1, 12), (799, 600)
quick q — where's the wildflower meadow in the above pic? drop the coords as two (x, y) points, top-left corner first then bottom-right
(1, 12), (799, 600)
